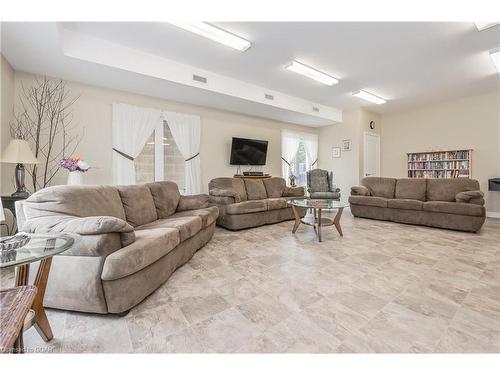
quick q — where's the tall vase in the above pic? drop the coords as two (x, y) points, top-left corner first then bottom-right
(67, 171), (83, 185)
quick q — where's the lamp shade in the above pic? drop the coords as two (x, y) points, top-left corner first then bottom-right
(0, 199), (5, 222)
(1, 139), (39, 164)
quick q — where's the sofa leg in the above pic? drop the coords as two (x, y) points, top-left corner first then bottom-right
(116, 309), (130, 317)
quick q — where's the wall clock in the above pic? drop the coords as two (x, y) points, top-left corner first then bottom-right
(369, 121), (375, 130)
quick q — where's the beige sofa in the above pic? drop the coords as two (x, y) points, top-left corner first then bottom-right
(16, 182), (218, 314)
(349, 177), (486, 232)
(208, 177), (307, 230)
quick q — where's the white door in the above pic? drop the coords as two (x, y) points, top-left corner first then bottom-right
(363, 132), (380, 177)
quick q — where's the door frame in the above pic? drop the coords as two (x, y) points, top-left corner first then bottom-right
(363, 131), (381, 178)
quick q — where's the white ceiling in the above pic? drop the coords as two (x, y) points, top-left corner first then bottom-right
(2, 22), (500, 124)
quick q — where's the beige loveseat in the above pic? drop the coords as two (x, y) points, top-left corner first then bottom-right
(16, 182), (218, 314)
(208, 177), (307, 230)
(349, 177), (486, 232)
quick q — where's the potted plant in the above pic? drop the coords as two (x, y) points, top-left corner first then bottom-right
(60, 156), (90, 185)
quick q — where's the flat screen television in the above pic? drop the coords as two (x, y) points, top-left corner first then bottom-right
(230, 137), (268, 165)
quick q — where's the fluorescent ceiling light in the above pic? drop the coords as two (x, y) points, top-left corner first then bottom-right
(168, 22), (251, 51)
(352, 90), (386, 105)
(490, 48), (500, 74)
(286, 61), (338, 86)
(475, 22), (500, 31)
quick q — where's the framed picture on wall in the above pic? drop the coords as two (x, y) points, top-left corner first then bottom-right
(332, 147), (341, 158)
(342, 139), (352, 151)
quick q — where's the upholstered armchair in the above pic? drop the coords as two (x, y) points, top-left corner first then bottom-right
(306, 168), (341, 199)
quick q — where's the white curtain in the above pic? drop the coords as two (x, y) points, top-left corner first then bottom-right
(112, 103), (162, 185)
(162, 111), (201, 194)
(303, 133), (319, 169)
(281, 131), (301, 178)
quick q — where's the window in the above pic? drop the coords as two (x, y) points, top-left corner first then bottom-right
(290, 141), (310, 187)
(281, 131), (318, 186)
(134, 121), (186, 192)
(134, 133), (155, 183)
(163, 123), (186, 192)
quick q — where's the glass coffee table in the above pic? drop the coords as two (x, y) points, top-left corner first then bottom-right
(0, 233), (78, 342)
(287, 199), (349, 242)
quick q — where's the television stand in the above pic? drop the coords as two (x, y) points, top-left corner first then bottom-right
(233, 174), (271, 179)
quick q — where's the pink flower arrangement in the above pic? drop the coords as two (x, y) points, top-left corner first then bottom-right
(60, 156), (90, 172)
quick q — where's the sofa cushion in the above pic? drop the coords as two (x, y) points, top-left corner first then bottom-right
(146, 181), (181, 218)
(387, 198), (423, 211)
(22, 185), (126, 221)
(361, 177), (397, 198)
(266, 198), (288, 211)
(263, 177), (287, 198)
(209, 178), (248, 201)
(170, 206), (219, 228)
(395, 179), (427, 201)
(244, 179), (268, 200)
(226, 200), (267, 214)
(117, 185), (158, 227)
(426, 179), (480, 202)
(349, 195), (388, 208)
(101, 227), (180, 281)
(423, 201), (485, 217)
(136, 216), (202, 242)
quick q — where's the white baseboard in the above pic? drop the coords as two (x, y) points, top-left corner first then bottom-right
(486, 211), (500, 219)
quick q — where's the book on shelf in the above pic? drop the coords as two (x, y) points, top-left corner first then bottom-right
(407, 149), (472, 179)
(407, 150), (470, 162)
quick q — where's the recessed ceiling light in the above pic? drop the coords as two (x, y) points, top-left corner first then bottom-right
(286, 61), (338, 86)
(475, 22), (500, 31)
(168, 22), (251, 51)
(490, 48), (500, 74)
(352, 90), (387, 105)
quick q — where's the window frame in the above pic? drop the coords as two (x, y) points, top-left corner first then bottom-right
(134, 121), (186, 190)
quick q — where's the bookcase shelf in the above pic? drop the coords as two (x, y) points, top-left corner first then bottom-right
(407, 149), (472, 178)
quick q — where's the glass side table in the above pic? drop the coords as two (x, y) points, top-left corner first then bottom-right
(0, 233), (78, 342)
(287, 199), (349, 242)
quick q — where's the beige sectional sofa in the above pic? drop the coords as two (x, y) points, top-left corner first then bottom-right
(16, 182), (218, 314)
(349, 177), (486, 232)
(208, 177), (307, 230)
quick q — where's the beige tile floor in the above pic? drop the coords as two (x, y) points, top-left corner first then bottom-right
(3, 212), (500, 353)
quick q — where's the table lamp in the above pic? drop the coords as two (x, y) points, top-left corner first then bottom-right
(0, 198), (5, 222)
(1, 139), (40, 198)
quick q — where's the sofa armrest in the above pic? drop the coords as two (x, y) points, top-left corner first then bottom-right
(283, 186), (305, 197)
(330, 187), (341, 193)
(22, 215), (135, 247)
(209, 195), (236, 205)
(209, 188), (241, 203)
(177, 194), (210, 211)
(351, 186), (370, 196)
(456, 190), (485, 205)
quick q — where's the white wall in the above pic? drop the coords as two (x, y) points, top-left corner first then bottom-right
(381, 91), (500, 214)
(1, 71), (318, 194)
(318, 108), (381, 198)
(0, 55), (15, 191)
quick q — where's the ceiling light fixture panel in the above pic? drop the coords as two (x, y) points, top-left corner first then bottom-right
(168, 22), (251, 51)
(475, 22), (500, 31)
(352, 90), (387, 104)
(490, 47), (500, 74)
(286, 61), (339, 86)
